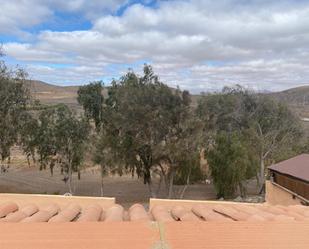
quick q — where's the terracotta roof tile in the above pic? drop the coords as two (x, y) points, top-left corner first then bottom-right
(0, 197), (309, 249)
(151, 205), (175, 222)
(171, 205), (201, 221)
(128, 204), (150, 221)
(0, 199), (308, 223)
(76, 204), (102, 222)
(104, 204), (124, 222)
(0, 204), (38, 223)
(212, 205), (250, 221)
(21, 204), (59, 223)
(48, 204), (81, 223)
(192, 204), (232, 221)
(0, 202), (19, 218)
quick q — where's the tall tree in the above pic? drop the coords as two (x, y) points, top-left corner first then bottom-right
(19, 112), (39, 166)
(197, 85), (302, 193)
(36, 107), (58, 171)
(0, 49), (31, 163)
(99, 65), (197, 197)
(53, 105), (90, 193)
(207, 132), (256, 198)
(247, 96), (302, 189)
(77, 81), (104, 130)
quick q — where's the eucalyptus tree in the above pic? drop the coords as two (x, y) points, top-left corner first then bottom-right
(207, 132), (254, 198)
(36, 107), (58, 171)
(53, 105), (90, 193)
(18, 112), (39, 166)
(35, 104), (90, 193)
(77, 81), (104, 130)
(197, 85), (302, 193)
(247, 96), (302, 188)
(0, 49), (31, 163)
(98, 65), (200, 197)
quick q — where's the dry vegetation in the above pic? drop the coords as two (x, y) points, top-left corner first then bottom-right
(1, 80), (308, 204)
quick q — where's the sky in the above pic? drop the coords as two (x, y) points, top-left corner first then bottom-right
(1, 0), (309, 93)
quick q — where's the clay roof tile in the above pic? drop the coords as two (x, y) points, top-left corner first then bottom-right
(104, 204), (124, 222)
(77, 204), (102, 222)
(21, 204), (59, 223)
(48, 204), (81, 223)
(128, 204), (150, 221)
(0, 202), (18, 218)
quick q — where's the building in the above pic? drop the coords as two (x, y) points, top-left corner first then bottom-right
(0, 194), (309, 248)
(267, 154), (309, 205)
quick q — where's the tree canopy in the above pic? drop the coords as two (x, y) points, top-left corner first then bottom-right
(0, 51), (31, 162)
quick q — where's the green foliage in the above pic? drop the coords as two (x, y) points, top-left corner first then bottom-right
(35, 104), (90, 191)
(197, 85), (302, 195)
(101, 65), (183, 183)
(0, 52), (31, 161)
(19, 112), (39, 165)
(36, 106), (58, 169)
(208, 132), (255, 198)
(96, 65), (202, 197)
(54, 104), (90, 176)
(77, 81), (104, 130)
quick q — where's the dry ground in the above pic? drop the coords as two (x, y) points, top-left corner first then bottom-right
(1, 140), (261, 208)
(0, 166), (218, 207)
(0, 163), (261, 208)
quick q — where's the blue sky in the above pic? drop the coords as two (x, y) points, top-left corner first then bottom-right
(1, 0), (309, 92)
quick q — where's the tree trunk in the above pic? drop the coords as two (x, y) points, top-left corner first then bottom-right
(148, 180), (156, 198)
(31, 152), (36, 164)
(238, 181), (247, 198)
(179, 169), (191, 199)
(26, 154), (31, 167)
(100, 164), (104, 197)
(259, 154), (265, 189)
(155, 172), (163, 197)
(168, 170), (175, 199)
(68, 163), (73, 194)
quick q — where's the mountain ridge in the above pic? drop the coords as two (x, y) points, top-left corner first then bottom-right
(25, 80), (309, 117)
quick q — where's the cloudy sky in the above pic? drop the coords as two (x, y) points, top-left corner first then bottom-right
(1, 0), (309, 93)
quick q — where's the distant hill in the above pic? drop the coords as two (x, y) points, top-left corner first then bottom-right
(25, 80), (309, 118)
(25, 80), (80, 110)
(269, 85), (309, 118)
(25, 80), (109, 112)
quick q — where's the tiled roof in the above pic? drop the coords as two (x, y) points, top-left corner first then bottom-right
(1, 201), (309, 222)
(268, 154), (309, 182)
(0, 196), (309, 249)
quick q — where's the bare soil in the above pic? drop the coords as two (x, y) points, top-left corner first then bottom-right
(1, 141), (261, 209)
(0, 165), (217, 207)
(0, 162), (261, 208)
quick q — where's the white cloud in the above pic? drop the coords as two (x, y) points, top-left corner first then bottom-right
(2, 0), (309, 92)
(0, 0), (128, 36)
(0, 0), (51, 36)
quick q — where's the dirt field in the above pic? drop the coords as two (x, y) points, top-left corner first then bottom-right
(0, 147), (261, 207)
(0, 166), (217, 206)
(0, 163), (262, 208)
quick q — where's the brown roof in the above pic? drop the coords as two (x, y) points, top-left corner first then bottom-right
(0, 197), (309, 249)
(268, 154), (309, 182)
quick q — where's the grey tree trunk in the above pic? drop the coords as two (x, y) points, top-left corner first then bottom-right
(238, 181), (247, 198)
(179, 169), (191, 199)
(100, 164), (104, 197)
(148, 180), (156, 198)
(68, 163), (73, 194)
(26, 154), (31, 167)
(168, 170), (175, 199)
(259, 154), (265, 188)
(155, 173), (163, 197)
